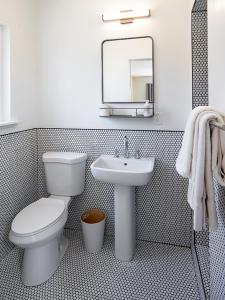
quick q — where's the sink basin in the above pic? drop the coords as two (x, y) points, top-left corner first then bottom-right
(91, 154), (155, 262)
(91, 155), (155, 186)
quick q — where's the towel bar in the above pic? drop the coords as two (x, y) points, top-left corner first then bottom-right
(210, 121), (225, 131)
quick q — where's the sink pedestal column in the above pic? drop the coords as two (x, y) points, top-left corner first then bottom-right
(114, 185), (136, 261)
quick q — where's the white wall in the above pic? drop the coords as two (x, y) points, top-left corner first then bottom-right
(0, 0), (38, 135)
(208, 0), (225, 113)
(0, 0), (194, 133)
(38, 0), (193, 131)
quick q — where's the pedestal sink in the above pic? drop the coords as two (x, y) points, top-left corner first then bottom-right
(91, 155), (155, 261)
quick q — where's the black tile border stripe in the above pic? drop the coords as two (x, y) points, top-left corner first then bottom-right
(0, 127), (184, 138)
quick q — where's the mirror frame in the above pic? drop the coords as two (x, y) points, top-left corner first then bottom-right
(101, 36), (154, 104)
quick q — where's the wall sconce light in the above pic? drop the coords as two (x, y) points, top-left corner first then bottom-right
(102, 9), (151, 24)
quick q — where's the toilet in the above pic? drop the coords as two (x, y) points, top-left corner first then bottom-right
(9, 152), (87, 286)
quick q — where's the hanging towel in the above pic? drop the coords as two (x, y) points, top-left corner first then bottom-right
(212, 129), (225, 186)
(176, 106), (221, 178)
(176, 106), (225, 232)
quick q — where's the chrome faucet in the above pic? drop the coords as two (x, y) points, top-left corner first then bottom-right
(123, 136), (130, 158)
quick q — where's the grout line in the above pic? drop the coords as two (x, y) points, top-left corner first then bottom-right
(35, 129), (39, 200)
(135, 238), (191, 249)
(69, 229), (191, 249)
(192, 9), (207, 13)
(191, 230), (207, 300)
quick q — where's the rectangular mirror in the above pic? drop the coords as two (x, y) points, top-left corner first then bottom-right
(102, 36), (154, 104)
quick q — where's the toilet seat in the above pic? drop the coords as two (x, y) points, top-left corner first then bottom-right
(11, 198), (66, 237)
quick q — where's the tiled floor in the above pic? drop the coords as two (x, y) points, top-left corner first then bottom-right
(195, 244), (210, 299)
(0, 230), (200, 300)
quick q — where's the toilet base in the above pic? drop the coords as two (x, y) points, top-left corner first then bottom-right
(22, 234), (68, 286)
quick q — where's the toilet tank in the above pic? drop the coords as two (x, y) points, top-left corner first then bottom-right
(42, 152), (87, 197)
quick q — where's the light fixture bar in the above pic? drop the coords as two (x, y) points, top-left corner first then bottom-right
(102, 9), (151, 24)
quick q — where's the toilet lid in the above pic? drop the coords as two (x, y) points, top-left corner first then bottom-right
(11, 198), (66, 236)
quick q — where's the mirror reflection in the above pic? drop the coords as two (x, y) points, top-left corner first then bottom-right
(130, 59), (153, 102)
(102, 37), (154, 103)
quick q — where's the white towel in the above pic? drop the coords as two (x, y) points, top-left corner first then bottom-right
(176, 106), (219, 178)
(176, 106), (225, 232)
(212, 129), (225, 186)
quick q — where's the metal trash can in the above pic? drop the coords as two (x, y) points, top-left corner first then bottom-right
(81, 209), (106, 253)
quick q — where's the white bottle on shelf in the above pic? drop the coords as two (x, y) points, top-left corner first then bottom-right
(143, 100), (152, 117)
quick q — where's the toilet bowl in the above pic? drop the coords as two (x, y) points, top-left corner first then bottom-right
(9, 152), (87, 286)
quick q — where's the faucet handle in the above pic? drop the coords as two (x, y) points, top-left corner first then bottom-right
(114, 149), (120, 158)
(134, 149), (141, 159)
